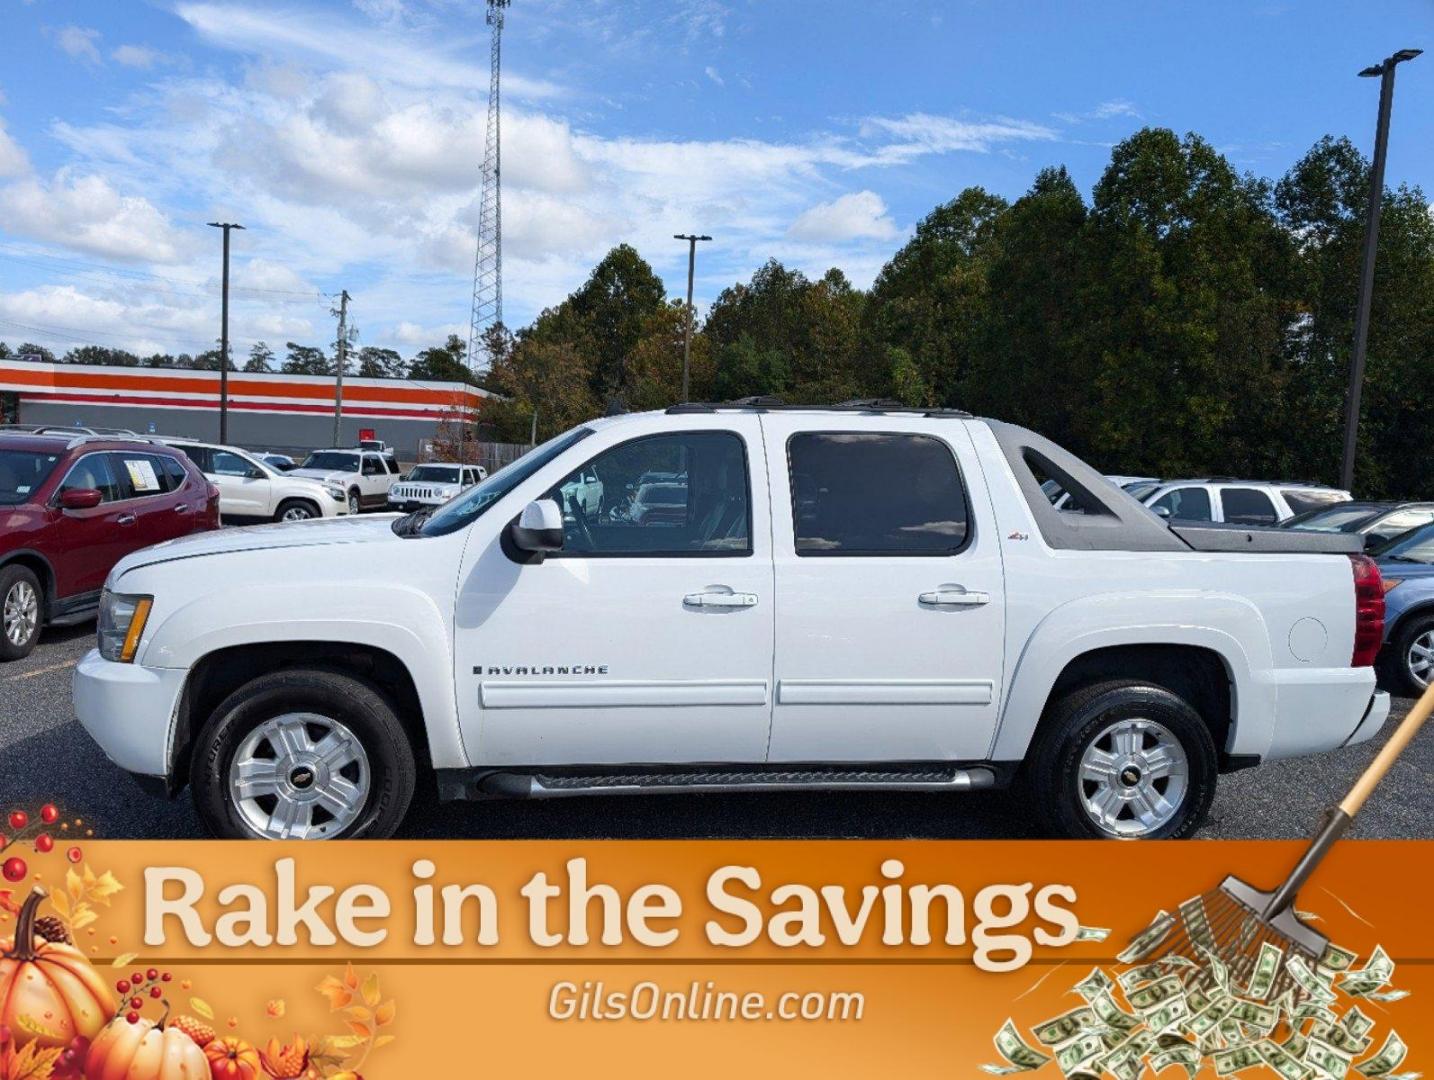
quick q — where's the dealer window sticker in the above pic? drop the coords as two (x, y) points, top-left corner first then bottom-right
(124, 457), (161, 492)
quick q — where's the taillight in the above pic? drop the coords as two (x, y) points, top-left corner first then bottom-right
(1349, 553), (1385, 667)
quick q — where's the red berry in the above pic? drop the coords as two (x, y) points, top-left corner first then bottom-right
(66, 846), (82, 864)
(0, 833), (7, 848)
(161, 972), (172, 982)
(7, 811), (26, 831)
(150, 986), (162, 999)
(131, 972), (143, 985)
(35, 834), (54, 853)
(40, 804), (59, 824)
(116, 980), (130, 994)
(126, 1012), (139, 1025)
(146, 968), (159, 981)
(2, 856), (26, 882)
(129, 997), (143, 1010)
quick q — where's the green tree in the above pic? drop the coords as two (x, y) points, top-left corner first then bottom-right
(562, 244), (667, 397)
(282, 342), (332, 375)
(14, 343), (57, 363)
(407, 334), (471, 382)
(245, 341), (275, 373)
(62, 345), (140, 367)
(356, 346), (405, 379)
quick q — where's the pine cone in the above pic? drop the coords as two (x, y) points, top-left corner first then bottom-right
(33, 915), (70, 944)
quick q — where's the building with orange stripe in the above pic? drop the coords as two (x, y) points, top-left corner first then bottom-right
(0, 358), (490, 459)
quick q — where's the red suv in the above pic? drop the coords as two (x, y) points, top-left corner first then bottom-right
(0, 433), (219, 660)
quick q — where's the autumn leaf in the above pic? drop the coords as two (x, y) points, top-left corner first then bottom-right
(71, 908), (98, 931)
(344, 1021), (372, 1040)
(360, 972), (381, 1008)
(342, 963), (359, 990)
(65, 869), (83, 904)
(190, 997), (215, 1020)
(373, 1000), (395, 1027)
(86, 869), (124, 905)
(110, 952), (137, 968)
(322, 1035), (365, 1052)
(265, 999), (286, 1019)
(0, 890), (19, 917)
(3, 1041), (64, 1080)
(373, 1034), (396, 1049)
(47, 891), (69, 919)
(342, 1006), (371, 1025)
(316, 975), (353, 1010)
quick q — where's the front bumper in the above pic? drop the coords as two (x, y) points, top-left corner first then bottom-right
(72, 648), (186, 781)
(387, 499), (443, 513)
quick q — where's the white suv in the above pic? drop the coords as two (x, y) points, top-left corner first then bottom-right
(163, 440), (349, 522)
(387, 463), (486, 512)
(291, 449), (401, 515)
(1130, 480), (1350, 525)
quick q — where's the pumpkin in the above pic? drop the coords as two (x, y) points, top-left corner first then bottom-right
(0, 887), (115, 1050)
(204, 1036), (263, 1080)
(85, 1014), (209, 1080)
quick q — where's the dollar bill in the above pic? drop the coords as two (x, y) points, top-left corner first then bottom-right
(1186, 986), (1212, 1014)
(1295, 1001), (1339, 1028)
(987, 1019), (1053, 1074)
(1340, 947), (1394, 997)
(1151, 1044), (1200, 1078)
(1259, 1039), (1313, 1080)
(1120, 963), (1172, 992)
(1118, 911), (1176, 964)
(1362, 989), (1409, 1003)
(1074, 968), (1115, 1002)
(1246, 941), (1284, 1001)
(1128, 975), (1185, 1014)
(1228, 999), (1278, 1033)
(1146, 996), (1191, 1034)
(1090, 991), (1141, 1034)
(1319, 943), (1358, 973)
(1284, 1032), (1310, 1059)
(1342, 1008), (1375, 1040)
(1188, 997), (1237, 1039)
(1075, 925), (1112, 942)
(1056, 1033), (1107, 1075)
(1200, 945), (1233, 993)
(1288, 955), (1339, 1005)
(1214, 1045), (1264, 1076)
(1355, 1032), (1407, 1078)
(1313, 1020), (1373, 1055)
(1033, 1007), (1099, 1047)
(1307, 1037), (1354, 1079)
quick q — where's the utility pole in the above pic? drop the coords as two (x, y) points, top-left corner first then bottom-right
(673, 234), (711, 402)
(207, 222), (244, 443)
(1340, 48), (1421, 491)
(332, 290), (351, 447)
(468, 0), (513, 375)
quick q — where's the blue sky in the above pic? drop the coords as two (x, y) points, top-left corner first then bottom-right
(0, 0), (1430, 362)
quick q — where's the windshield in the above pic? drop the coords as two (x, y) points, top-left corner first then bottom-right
(407, 465), (462, 483)
(419, 427), (593, 537)
(1375, 524), (1434, 563)
(0, 450), (63, 505)
(638, 484), (686, 506)
(301, 452), (360, 472)
(1286, 506), (1379, 532)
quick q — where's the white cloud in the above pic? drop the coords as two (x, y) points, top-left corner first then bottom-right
(788, 191), (899, 244)
(112, 44), (165, 69)
(704, 66), (724, 87)
(861, 113), (1058, 162)
(0, 119), (29, 178)
(1054, 99), (1141, 124)
(52, 25), (102, 65)
(0, 171), (192, 263)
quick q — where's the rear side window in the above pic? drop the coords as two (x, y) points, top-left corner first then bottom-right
(1151, 487), (1212, 522)
(158, 455), (189, 488)
(59, 454), (121, 503)
(171, 444), (210, 472)
(210, 450), (254, 477)
(384, 455), (400, 474)
(112, 454), (169, 499)
(788, 432), (969, 556)
(1281, 489), (1346, 515)
(1222, 487), (1278, 526)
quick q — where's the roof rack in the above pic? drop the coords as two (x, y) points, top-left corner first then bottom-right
(666, 396), (973, 418)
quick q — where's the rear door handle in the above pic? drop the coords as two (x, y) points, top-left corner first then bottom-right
(919, 586), (990, 607)
(174, 503), (189, 513)
(117, 514), (136, 526)
(684, 587), (758, 609)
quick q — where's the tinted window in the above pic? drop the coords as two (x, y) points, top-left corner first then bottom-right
(113, 454), (169, 499)
(384, 455), (400, 474)
(362, 456), (383, 476)
(1281, 489), (1347, 515)
(0, 450), (62, 505)
(171, 444), (210, 472)
(1222, 488), (1278, 526)
(302, 452), (360, 472)
(420, 427), (591, 537)
(1151, 487), (1212, 522)
(546, 432), (749, 556)
(408, 465), (462, 483)
(1375, 508), (1434, 534)
(59, 454), (121, 503)
(788, 432), (969, 556)
(211, 450), (255, 478)
(159, 455), (189, 488)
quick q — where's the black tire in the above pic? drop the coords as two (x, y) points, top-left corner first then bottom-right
(0, 563), (43, 661)
(274, 498), (320, 523)
(1387, 613), (1434, 697)
(191, 667), (417, 839)
(1025, 679), (1217, 840)
(348, 488), (361, 516)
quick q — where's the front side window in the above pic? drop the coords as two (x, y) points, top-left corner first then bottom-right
(1222, 487), (1278, 526)
(59, 454), (121, 503)
(0, 451), (62, 505)
(1151, 487), (1212, 522)
(788, 432), (969, 556)
(545, 431), (750, 557)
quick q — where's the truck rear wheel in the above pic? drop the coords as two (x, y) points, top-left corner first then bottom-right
(191, 668), (416, 840)
(1026, 680), (1217, 839)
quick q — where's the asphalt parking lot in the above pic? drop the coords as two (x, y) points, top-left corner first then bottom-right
(2, 625), (1430, 840)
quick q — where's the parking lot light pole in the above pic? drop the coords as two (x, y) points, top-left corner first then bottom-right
(673, 234), (711, 402)
(1340, 48), (1421, 492)
(207, 222), (244, 444)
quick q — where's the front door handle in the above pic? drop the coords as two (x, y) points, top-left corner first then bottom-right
(919, 586), (990, 607)
(174, 503), (189, 513)
(116, 513), (136, 526)
(684, 587), (758, 609)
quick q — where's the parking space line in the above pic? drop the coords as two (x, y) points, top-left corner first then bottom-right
(4, 659), (78, 681)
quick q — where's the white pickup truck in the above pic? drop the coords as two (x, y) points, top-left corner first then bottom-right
(73, 401), (1389, 841)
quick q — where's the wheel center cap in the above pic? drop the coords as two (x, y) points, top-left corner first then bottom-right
(289, 766), (316, 789)
(1120, 766), (1142, 786)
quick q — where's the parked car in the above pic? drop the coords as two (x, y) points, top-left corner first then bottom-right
(556, 463), (604, 520)
(1044, 474), (1159, 510)
(1282, 501), (1434, 552)
(74, 402), (1388, 841)
(1371, 523), (1434, 694)
(161, 440), (349, 523)
(387, 463), (486, 513)
(260, 453), (296, 472)
(1135, 480), (1349, 525)
(290, 449), (401, 515)
(630, 481), (688, 526)
(0, 432), (217, 659)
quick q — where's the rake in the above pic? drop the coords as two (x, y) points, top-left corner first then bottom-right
(1135, 681), (1434, 1003)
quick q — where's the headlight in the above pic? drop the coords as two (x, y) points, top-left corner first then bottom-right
(326, 485), (346, 500)
(98, 590), (154, 663)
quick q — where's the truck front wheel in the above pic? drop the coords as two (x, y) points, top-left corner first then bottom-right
(1026, 680), (1217, 840)
(191, 668), (417, 840)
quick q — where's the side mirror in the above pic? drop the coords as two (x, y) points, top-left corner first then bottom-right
(60, 488), (103, 510)
(510, 499), (564, 555)
(1151, 504), (1172, 519)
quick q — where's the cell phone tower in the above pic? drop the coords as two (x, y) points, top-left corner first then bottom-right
(467, 0), (512, 376)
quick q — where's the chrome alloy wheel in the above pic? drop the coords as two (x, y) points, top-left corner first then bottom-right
(348, 491), (361, 516)
(3, 580), (39, 648)
(280, 504), (315, 521)
(227, 712), (370, 839)
(1077, 717), (1189, 838)
(1405, 628), (1434, 689)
